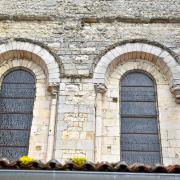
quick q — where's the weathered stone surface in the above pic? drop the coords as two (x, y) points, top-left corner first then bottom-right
(0, 0), (179, 19)
(0, 0), (179, 165)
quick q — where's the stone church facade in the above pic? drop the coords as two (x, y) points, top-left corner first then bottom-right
(0, 0), (179, 165)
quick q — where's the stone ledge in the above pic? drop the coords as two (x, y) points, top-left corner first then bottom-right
(0, 170), (180, 180)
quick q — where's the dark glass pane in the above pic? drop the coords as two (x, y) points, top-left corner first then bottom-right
(0, 147), (28, 161)
(121, 72), (154, 86)
(121, 142), (160, 152)
(121, 151), (161, 165)
(121, 118), (158, 134)
(0, 114), (32, 129)
(3, 70), (35, 83)
(0, 130), (29, 146)
(121, 71), (161, 164)
(0, 69), (35, 160)
(121, 102), (156, 116)
(121, 134), (160, 144)
(0, 99), (34, 113)
(121, 86), (155, 101)
(1, 84), (35, 98)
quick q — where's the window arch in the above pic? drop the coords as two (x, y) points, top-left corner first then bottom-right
(120, 71), (161, 164)
(0, 69), (35, 160)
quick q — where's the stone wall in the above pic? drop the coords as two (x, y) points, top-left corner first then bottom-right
(0, 1), (179, 164)
(0, 0), (179, 19)
(0, 21), (179, 76)
(55, 78), (95, 161)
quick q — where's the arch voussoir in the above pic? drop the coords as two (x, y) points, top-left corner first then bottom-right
(93, 42), (180, 103)
(0, 41), (60, 85)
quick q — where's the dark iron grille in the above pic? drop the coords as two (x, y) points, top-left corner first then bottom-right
(1, 83), (35, 98)
(121, 118), (158, 134)
(0, 70), (35, 161)
(121, 151), (161, 165)
(3, 70), (35, 83)
(120, 72), (161, 165)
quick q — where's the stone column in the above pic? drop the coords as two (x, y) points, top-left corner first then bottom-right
(94, 83), (107, 162)
(46, 83), (59, 162)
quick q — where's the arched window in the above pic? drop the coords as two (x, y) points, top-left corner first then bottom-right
(0, 69), (35, 160)
(120, 71), (161, 164)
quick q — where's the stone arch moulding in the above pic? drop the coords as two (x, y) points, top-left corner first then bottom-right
(0, 41), (60, 86)
(0, 40), (61, 161)
(93, 42), (180, 103)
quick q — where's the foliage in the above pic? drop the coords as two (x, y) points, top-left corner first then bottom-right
(70, 157), (87, 167)
(19, 156), (34, 167)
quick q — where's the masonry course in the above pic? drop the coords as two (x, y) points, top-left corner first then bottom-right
(0, 1), (179, 164)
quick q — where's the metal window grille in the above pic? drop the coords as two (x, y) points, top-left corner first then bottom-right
(120, 71), (161, 164)
(0, 69), (35, 160)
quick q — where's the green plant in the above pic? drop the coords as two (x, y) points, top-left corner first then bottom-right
(19, 156), (34, 167)
(70, 157), (87, 167)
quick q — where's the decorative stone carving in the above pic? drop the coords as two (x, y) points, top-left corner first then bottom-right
(171, 85), (180, 104)
(48, 83), (59, 96)
(95, 83), (107, 94)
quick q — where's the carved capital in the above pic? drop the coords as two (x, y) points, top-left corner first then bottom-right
(171, 85), (180, 104)
(48, 83), (59, 96)
(95, 83), (107, 94)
